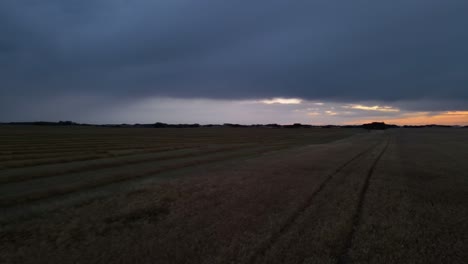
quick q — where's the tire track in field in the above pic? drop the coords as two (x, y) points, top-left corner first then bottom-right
(336, 137), (391, 264)
(247, 139), (382, 264)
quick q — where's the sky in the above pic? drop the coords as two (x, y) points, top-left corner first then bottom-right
(1, 0), (467, 125)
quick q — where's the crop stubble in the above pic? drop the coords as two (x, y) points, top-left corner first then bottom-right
(0, 126), (466, 264)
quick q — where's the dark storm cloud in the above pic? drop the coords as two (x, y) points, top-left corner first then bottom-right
(1, 1), (468, 109)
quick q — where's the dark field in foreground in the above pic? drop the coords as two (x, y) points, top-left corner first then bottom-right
(0, 126), (467, 263)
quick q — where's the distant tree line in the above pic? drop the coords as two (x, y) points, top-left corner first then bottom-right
(1, 121), (465, 129)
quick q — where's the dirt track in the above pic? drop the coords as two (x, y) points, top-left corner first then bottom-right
(1, 127), (467, 263)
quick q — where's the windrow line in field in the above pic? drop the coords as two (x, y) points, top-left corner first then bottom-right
(0, 144), (257, 184)
(0, 129), (357, 151)
(0, 135), (300, 149)
(0, 132), (296, 143)
(0, 137), (291, 155)
(0, 139), (314, 168)
(0, 136), (260, 145)
(0, 139), (301, 168)
(0, 145), (204, 167)
(0, 141), (194, 155)
(0, 143), (294, 207)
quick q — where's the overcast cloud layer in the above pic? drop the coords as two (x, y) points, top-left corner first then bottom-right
(1, 1), (468, 122)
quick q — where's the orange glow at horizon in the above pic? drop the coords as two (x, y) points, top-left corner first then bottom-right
(346, 111), (468, 126)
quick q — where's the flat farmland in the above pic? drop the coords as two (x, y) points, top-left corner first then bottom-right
(0, 126), (467, 263)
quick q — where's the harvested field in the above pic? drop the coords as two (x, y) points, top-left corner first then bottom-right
(0, 126), (467, 263)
